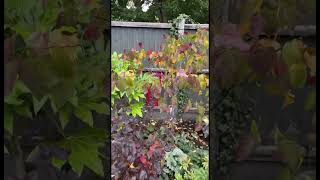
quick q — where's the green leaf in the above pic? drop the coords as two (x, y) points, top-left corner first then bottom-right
(51, 157), (66, 170)
(4, 80), (31, 106)
(15, 105), (33, 119)
(74, 106), (93, 127)
(57, 128), (106, 177)
(59, 105), (72, 129)
(250, 120), (261, 144)
(68, 91), (78, 107)
(289, 64), (307, 88)
(304, 90), (316, 111)
(15, 80), (31, 94)
(33, 96), (48, 115)
(282, 40), (304, 67)
(40, 6), (59, 31)
(131, 102), (144, 118)
(85, 102), (109, 115)
(4, 107), (13, 134)
(4, 95), (24, 106)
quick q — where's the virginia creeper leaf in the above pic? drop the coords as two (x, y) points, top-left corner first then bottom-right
(74, 106), (93, 127)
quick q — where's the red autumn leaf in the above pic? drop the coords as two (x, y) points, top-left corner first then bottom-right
(139, 155), (149, 167)
(153, 99), (158, 107)
(147, 140), (160, 158)
(145, 87), (151, 106)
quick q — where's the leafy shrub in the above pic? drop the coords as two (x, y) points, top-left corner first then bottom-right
(111, 116), (176, 179)
(162, 133), (208, 180)
(111, 52), (157, 118)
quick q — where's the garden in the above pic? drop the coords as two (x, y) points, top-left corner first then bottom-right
(3, 0), (316, 180)
(111, 28), (210, 179)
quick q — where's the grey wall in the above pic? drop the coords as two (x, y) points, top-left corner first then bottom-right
(111, 21), (208, 53)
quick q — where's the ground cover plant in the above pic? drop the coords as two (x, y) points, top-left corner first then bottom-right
(4, 0), (110, 179)
(111, 29), (209, 179)
(211, 0), (316, 179)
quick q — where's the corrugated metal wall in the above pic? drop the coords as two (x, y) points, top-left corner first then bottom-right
(111, 22), (207, 53)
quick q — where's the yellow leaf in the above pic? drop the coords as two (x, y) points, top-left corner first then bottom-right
(128, 163), (135, 169)
(204, 39), (209, 49)
(282, 90), (295, 109)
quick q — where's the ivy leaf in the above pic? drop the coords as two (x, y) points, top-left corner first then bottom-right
(282, 40), (304, 67)
(304, 90), (316, 111)
(289, 64), (307, 88)
(74, 106), (93, 127)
